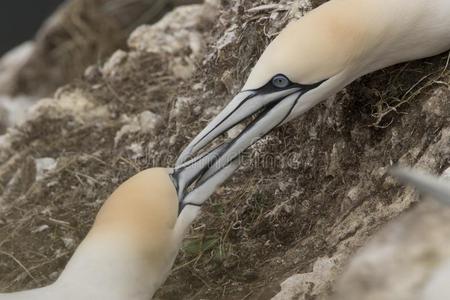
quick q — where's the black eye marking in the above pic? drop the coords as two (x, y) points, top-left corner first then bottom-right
(271, 74), (290, 88)
(242, 74), (327, 94)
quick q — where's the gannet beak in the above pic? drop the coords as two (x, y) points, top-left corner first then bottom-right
(176, 79), (326, 170)
(390, 167), (450, 205)
(170, 143), (238, 213)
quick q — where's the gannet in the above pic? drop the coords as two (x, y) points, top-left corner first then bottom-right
(0, 146), (237, 300)
(176, 0), (450, 171)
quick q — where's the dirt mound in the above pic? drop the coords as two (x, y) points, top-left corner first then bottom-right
(1, 0), (450, 299)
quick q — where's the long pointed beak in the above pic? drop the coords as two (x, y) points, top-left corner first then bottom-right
(390, 167), (450, 205)
(170, 143), (239, 214)
(176, 87), (301, 166)
(171, 143), (228, 202)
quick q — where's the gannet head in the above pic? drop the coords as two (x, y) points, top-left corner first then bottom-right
(5, 153), (238, 299)
(175, 9), (367, 168)
(0, 149), (234, 299)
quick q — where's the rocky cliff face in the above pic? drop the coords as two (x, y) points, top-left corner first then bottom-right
(0, 0), (201, 98)
(0, 1), (449, 299)
(0, 0), (201, 134)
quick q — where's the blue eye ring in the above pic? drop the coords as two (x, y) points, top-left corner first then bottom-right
(271, 74), (290, 88)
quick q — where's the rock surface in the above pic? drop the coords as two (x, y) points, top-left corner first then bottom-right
(0, 0), (202, 134)
(1, 0), (201, 98)
(334, 198), (450, 300)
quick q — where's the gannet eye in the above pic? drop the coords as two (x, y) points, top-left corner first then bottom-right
(271, 74), (290, 88)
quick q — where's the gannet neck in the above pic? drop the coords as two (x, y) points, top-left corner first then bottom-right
(2, 159), (238, 299)
(0, 168), (179, 300)
(51, 168), (179, 300)
(355, 0), (450, 76)
(244, 0), (450, 90)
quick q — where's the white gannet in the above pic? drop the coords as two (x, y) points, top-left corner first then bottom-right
(176, 0), (450, 172)
(0, 146), (237, 300)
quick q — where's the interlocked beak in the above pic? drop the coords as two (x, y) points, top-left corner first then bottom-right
(175, 77), (326, 177)
(170, 143), (238, 213)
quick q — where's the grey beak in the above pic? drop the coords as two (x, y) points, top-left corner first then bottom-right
(390, 167), (450, 205)
(171, 143), (228, 201)
(176, 87), (301, 168)
(198, 91), (304, 181)
(175, 78), (326, 171)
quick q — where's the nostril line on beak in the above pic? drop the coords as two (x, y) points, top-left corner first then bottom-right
(176, 87), (303, 166)
(191, 104), (277, 160)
